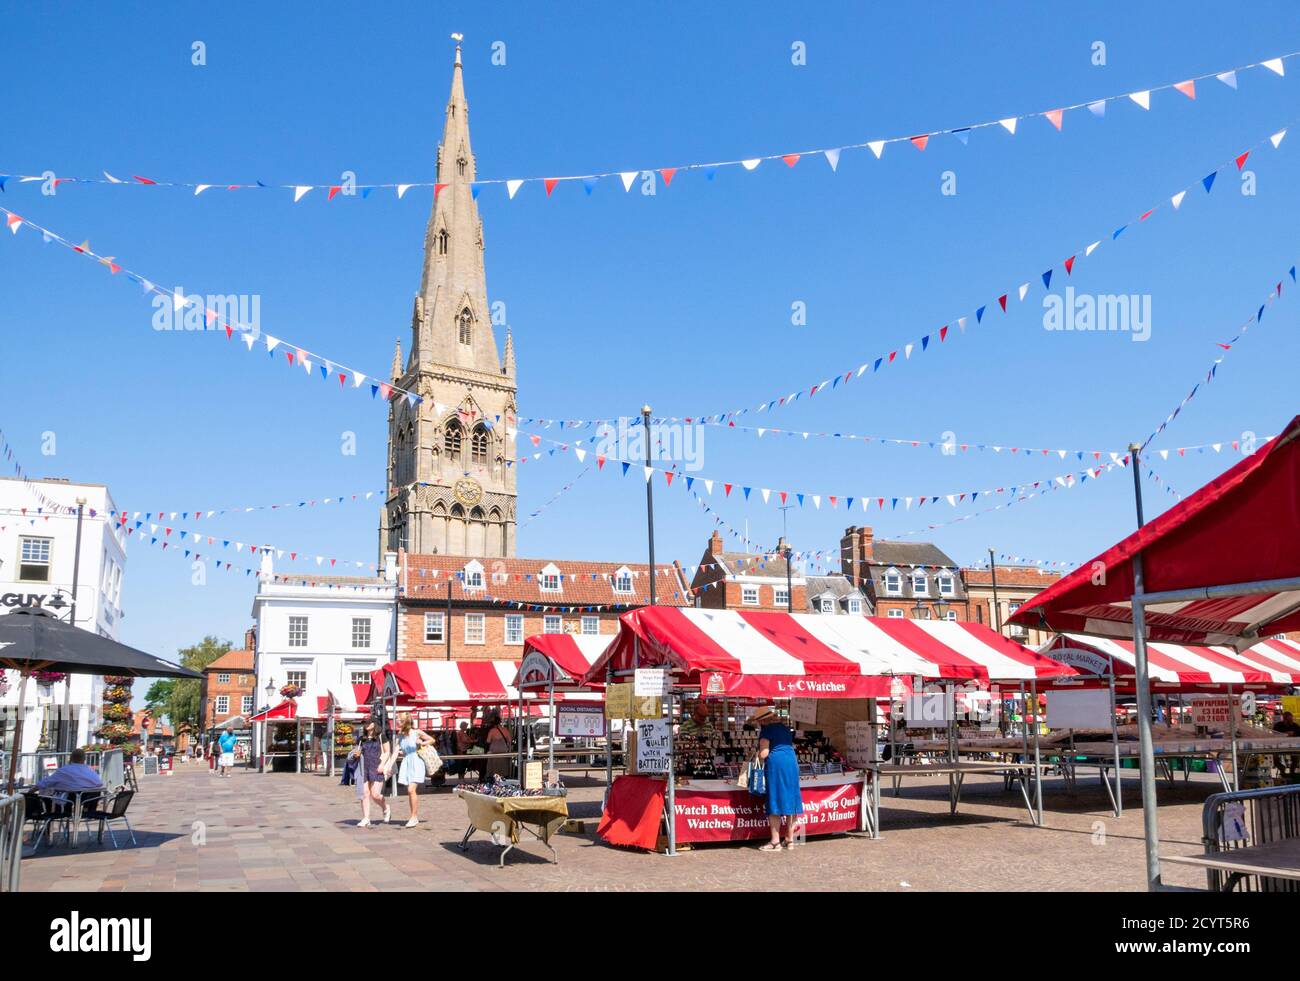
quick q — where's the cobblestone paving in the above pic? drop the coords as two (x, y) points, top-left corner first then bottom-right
(18, 759), (1221, 891)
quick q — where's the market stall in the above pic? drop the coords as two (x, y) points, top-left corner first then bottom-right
(514, 634), (610, 783)
(1009, 414), (1300, 890)
(582, 607), (1078, 852)
(250, 684), (369, 774)
(455, 786), (570, 866)
(1037, 633), (1300, 808)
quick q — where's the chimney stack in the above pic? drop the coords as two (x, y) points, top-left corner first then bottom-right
(709, 530), (724, 555)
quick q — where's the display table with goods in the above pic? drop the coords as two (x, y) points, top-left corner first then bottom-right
(455, 780), (569, 866)
(582, 606), (1079, 853)
(600, 697), (872, 849)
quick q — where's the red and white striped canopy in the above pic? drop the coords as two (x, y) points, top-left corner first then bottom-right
(373, 660), (600, 705)
(249, 683), (369, 722)
(517, 634), (611, 690)
(1043, 633), (1300, 690)
(1011, 418), (1300, 646)
(582, 607), (1076, 699)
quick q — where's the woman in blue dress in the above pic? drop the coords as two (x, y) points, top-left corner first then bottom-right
(751, 706), (804, 851)
(395, 713), (437, 828)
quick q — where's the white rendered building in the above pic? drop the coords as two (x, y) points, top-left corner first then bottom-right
(0, 476), (127, 754)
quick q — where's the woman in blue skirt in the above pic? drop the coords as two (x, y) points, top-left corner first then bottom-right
(751, 706), (804, 851)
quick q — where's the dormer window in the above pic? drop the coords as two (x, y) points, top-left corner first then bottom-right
(457, 156), (467, 177)
(912, 571), (929, 596)
(613, 567), (633, 594)
(883, 568), (902, 596)
(463, 560), (484, 589)
(437, 228), (449, 255)
(540, 564), (561, 592)
(938, 574), (955, 597)
(848, 598), (862, 615)
(819, 598), (834, 614)
(458, 307), (473, 346)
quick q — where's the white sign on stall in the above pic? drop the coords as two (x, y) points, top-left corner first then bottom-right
(556, 704), (606, 738)
(789, 698), (818, 726)
(1190, 697), (1236, 727)
(634, 668), (670, 698)
(634, 718), (671, 773)
(843, 721), (876, 767)
(1045, 689), (1113, 729)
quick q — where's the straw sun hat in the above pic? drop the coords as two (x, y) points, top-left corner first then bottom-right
(746, 705), (778, 725)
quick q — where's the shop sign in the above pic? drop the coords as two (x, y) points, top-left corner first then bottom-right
(842, 721), (875, 768)
(634, 718), (671, 773)
(604, 683), (631, 719)
(671, 780), (864, 842)
(789, 698), (818, 726)
(524, 761), (543, 790)
(1190, 697), (1236, 727)
(557, 704), (606, 738)
(634, 668), (669, 697)
(518, 651), (554, 688)
(631, 695), (661, 720)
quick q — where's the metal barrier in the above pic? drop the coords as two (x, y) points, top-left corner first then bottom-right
(1201, 784), (1300, 892)
(0, 750), (124, 789)
(0, 792), (24, 892)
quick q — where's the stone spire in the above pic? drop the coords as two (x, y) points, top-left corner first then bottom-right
(408, 37), (500, 374)
(391, 338), (402, 381)
(502, 327), (515, 377)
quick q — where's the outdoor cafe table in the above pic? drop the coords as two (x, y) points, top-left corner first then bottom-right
(1161, 838), (1300, 891)
(455, 788), (568, 866)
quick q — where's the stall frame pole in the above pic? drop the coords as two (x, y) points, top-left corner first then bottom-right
(664, 687), (677, 857)
(547, 672), (556, 775)
(1227, 682), (1240, 793)
(1107, 668), (1122, 817)
(603, 663), (614, 809)
(1030, 677), (1043, 826)
(1127, 442), (1162, 891)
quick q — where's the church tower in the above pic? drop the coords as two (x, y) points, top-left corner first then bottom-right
(383, 39), (517, 557)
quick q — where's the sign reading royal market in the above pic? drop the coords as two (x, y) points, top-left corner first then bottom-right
(634, 668), (669, 697)
(634, 718), (671, 773)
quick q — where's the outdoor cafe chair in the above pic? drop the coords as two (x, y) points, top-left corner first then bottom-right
(21, 792), (64, 854)
(79, 789), (136, 848)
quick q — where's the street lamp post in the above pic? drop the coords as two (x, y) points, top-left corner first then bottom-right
(642, 406), (656, 607)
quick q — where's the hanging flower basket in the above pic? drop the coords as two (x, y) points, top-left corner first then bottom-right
(34, 670), (66, 685)
(101, 703), (132, 722)
(103, 675), (133, 686)
(102, 685), (133, 703)
(279, 683), (305, 699)
(96, 721), (132, 741)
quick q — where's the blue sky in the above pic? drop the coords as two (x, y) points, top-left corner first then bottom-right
(3, 2), (1299, 663)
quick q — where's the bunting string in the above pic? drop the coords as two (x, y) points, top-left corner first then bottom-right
(2, 50), (1293, 203)
(0, 208), (424, 407)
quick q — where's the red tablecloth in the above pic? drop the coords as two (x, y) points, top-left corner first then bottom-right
(598, 774), (867, 850)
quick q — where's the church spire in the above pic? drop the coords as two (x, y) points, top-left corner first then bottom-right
(502, 327), (515, 377)
(408, 35), (499, 375)
(391, 337), (402, 381)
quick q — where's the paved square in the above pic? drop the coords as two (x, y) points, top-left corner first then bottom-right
(19, 759), (1224, 891)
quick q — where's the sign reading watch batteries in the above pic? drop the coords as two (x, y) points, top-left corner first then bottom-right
(634, 668), (669, 697)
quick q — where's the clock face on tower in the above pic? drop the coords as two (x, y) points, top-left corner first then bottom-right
(453, 477), (483, 508)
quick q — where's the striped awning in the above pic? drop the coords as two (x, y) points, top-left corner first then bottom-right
(373, 660), (601, 705)
(582, 607), (1076, 699)
(248, 683), (370, 722)
(1011, 418), (1300, 646)
(517, 633), (611, 690)
(1043, 633), (1300, 690)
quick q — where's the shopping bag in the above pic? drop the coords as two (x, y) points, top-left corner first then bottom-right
(735, 761), (751, 789)
(417, 745), (443, 774)
(746, 757), (766, 796)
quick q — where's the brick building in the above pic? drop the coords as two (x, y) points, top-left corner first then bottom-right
(397, 551), (689, 661)
(200, 632), (256, 731)
(839, 525), (967, 621)
(688, 531), (806, 612)
(961, 566), (1062, 647)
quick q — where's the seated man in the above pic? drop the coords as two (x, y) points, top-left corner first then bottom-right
(36, 748), (105, 802)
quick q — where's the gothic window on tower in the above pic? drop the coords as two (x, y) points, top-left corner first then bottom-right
(437, 228), (449, 255)
(458, 307), (473, 346)
(471, 425), (489, 464)
(457, 156), (467, 176)
(444, 419), (462, 459)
